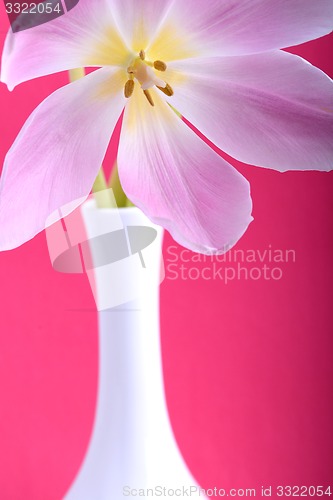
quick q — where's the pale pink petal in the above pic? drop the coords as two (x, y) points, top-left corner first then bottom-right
(118, 88), (253, 254)
(148, 0), (333, 61)
(0, 68), (126, 251)
(109, 0), (174, 53)
(1, 0), (129, 90)
(166, 51), (333, 171)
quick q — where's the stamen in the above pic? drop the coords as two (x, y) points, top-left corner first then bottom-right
(154, 60), (167, 72)
(124, 80), (135, 98)
(157, 83), (174, 96)
(125, 52), (173, 106)
(143, 89), (154, 106)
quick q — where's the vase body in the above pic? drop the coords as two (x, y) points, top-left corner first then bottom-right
(65, 200), (201, 499)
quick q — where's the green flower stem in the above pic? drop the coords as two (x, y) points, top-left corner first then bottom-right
(126, 198), (135, 207)
(109, 162), (129, 207)
(68, 68), (85, 81)
(92, 168), (117, 208)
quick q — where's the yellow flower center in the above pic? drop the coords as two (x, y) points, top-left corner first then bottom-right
(124, 50), (174, 107)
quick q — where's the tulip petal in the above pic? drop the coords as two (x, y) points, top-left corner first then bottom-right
(150, 0), (333, 60)
(166, 51), (333, 171)
(118, 88), (253, 254)
(0, 68), (126, 251)
(1, 0), (129, 90)
(108, 0), (175, 53)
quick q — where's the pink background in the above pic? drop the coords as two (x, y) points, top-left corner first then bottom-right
(0, 6), (332, 499)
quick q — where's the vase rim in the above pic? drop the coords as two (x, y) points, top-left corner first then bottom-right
(83, 198), (140, 213)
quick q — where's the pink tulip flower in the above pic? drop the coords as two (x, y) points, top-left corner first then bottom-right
(0, 0), (332, 253)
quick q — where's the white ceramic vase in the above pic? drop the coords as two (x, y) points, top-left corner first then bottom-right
(64, 200), (202, 499)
